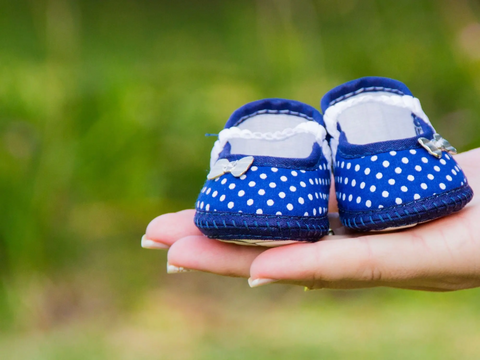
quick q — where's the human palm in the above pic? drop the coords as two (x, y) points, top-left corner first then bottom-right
(144, 148), (480, 291)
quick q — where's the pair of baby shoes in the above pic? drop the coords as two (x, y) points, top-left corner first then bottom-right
(194, 77), (474, 246)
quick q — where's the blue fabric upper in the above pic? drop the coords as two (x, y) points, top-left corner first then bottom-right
(195, 98), (330, 227)
(334, 150), (467, 211)
(196, 159), (330, 217)
(321, 77), (471, 223)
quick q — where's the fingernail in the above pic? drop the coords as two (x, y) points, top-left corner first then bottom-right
(248, 278), (278, 288)
(167, 263), (195, 274)
(141, 235), (169, 250)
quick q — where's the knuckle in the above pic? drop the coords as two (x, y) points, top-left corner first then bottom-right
(357, 236), (383, 282)
(361, 263), (383, 282)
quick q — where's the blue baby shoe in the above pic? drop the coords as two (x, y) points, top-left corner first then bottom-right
(194, 99), (331, 246)
(321, 77), (473, 231)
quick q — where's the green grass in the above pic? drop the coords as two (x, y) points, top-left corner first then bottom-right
(3, 279), (480, 359)
(1, 0), (480, 358)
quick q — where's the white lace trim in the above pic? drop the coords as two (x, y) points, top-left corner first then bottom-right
(323, 94), (433, 158)
(210, 121), (329, 168)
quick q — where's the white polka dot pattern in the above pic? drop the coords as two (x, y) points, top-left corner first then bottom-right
(196, 158), (331, 217)
(334, 149), (466, 211)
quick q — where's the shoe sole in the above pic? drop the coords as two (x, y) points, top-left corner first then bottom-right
(339, 184), (474, 232)
(194, 211), (329, 244)
(218, 239), (302, 247)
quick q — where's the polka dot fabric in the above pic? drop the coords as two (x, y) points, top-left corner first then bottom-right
(335, 151), (466, 211)
(334, 148), (472, 230)
(194, 99), (331, 243)
(322, 77), (474, 231)
(196, 160), (330, 217)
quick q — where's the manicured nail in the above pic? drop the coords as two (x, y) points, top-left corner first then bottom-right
(141, 235), (169, 250)
(166, 263), (195, 274)
(248, 278), (278, 288)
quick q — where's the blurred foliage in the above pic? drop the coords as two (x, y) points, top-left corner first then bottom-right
(0, 0), (480, 358)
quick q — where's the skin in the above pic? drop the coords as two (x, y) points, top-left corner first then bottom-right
(145, 148), (480, 291)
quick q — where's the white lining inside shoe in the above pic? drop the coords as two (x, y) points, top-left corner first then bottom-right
(230, 114), (315, 159)
(338, 93), (418, 145)
(323, 93), (434, 158)
(209, 114), (331, 169)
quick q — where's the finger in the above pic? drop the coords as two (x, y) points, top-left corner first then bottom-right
(249, 239), (387, 288)
(167, 235), (266, 277)
(249, 212), (480, 290)
(143, 210), (201, 248)
(455, 148), (480, 178)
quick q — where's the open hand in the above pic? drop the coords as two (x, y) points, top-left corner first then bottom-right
(143, 149), (480, 291)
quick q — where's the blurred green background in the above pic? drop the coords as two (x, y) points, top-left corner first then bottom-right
(1, 0), (480, 358)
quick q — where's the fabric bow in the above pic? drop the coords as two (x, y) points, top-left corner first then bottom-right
(207, 156), (255, 180)
(418, 133), (457, 158)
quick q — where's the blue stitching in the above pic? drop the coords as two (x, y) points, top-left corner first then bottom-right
(338, 185), (473, 231)
(194, 209), (329, 240)
(413, 207), (420, 217)
(213, 234), (324, 240)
